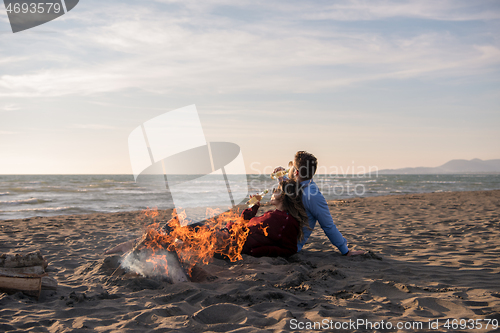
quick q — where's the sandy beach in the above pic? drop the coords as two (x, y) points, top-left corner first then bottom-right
(1, 190), (499, 332)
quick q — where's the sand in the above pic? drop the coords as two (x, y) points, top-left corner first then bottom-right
(1, 190), (499, 332)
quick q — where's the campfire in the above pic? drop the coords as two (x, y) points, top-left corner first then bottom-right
(120, 207), (267, 283)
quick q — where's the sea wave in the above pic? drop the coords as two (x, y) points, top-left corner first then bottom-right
(1, 206), (79, 213)
(0, 198), (53, 205)
(0, 174), (498, 220)
(6, 187), (81, 193)
(422, 181), (458, 184)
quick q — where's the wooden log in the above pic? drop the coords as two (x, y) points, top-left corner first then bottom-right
(0, 276), (41, 298)
(0, 265), (45, 276)
(0, 266), (57, 291)
(0, 251), (47, 269)
(41, 276), (58, 290)
(0, 254), (56, 296)
(128, 232), (189, 283)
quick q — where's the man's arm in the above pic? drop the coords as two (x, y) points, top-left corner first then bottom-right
(307, 191), (349, 255)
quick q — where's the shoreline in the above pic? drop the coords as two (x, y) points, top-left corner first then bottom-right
(1, 189), (499, 332)
(2, 188), (500, 223)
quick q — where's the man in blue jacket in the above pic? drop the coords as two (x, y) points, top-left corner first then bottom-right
(276, 151), (364, 256)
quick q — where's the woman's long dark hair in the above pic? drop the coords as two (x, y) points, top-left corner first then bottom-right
(279, 179), (309, 241)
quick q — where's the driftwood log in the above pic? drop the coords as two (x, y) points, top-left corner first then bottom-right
(0, 251), (56, 298)
(0, 265), (45, 275)
(0, 251), (47, 269)
(0, 276), (41, 297)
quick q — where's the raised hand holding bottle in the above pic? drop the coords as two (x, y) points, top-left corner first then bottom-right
(246, 189), (269, 207)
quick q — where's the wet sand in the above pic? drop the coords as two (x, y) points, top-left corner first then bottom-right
(1, 190), (499, 332)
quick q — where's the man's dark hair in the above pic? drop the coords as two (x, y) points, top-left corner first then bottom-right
(294, 151), (317, 180)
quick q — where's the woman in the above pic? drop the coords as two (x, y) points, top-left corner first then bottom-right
(222, 179), (309, 257)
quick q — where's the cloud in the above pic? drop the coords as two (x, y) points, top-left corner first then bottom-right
(1, 103), (20, 111)
(295, 0), (500, 21)
(0, 0), (498, 97)
(69, 124), (117, 130)
(152, 0), (500, 21)
(0, 56), (29, 65)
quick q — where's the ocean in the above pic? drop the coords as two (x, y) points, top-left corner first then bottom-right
(1, 174), (499, 220)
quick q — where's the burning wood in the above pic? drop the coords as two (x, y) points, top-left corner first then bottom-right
(120, 207), (255, 282)
(121, 247), (189, 283)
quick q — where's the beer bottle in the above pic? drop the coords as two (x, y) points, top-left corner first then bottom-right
(270, 161), (293, 180)
(246, 189), (269, 207)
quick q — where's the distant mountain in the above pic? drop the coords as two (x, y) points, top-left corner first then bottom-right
(379, 159), (500, 174)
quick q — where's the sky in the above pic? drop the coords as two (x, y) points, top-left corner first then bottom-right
(0, 0), (499, 174)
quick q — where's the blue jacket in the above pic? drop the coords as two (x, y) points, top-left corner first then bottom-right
(297, 180), (349, 254)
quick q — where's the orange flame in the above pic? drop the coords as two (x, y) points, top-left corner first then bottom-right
(136, 206), (266, 277)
